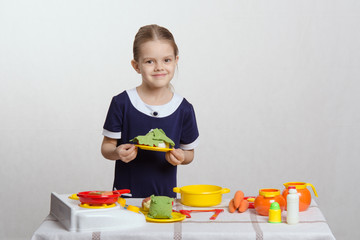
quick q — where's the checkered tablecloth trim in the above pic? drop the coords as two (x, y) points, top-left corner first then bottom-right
(92, 232), (101, 240)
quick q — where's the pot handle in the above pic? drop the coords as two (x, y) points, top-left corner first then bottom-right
(220, 188), (231, 194)
(173, 187), (181, 193)
(69, 193), (79, 200)
(113, 189), (131, 195)
(305, 183), (318, 197)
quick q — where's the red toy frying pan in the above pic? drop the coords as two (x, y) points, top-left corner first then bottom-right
(77, 189), (130, 205)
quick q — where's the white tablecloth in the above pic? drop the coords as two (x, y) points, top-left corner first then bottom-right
(31, 198), (336, 240)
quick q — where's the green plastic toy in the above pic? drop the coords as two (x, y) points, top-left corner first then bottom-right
(147, 195), (174, 219)
(131, 128), (175, 148)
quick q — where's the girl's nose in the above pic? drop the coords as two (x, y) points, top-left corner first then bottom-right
(155, 62), (164, 71)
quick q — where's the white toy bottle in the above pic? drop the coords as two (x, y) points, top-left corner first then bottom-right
(286, 186), (299, 224)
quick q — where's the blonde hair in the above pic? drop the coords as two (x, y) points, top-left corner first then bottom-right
(133, 24), (179, 62)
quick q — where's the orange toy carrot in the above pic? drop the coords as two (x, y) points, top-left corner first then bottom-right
(238, 199), (249, 213)
(228, 199), (237, 213)
(233, 190), (244, 209)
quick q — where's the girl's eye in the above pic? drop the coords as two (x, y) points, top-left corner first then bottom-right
(164, 59), (172, 63)
(145, 60), (154, 64)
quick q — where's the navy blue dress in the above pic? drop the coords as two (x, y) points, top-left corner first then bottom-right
(103, 88), (199, 198)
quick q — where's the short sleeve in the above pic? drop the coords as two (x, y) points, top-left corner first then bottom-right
(180, 103), (199, 150)
(103, 96), (123, 139)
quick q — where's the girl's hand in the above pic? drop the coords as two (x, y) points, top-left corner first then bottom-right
(101, 137), (138, 162)
(165, 148), (185, 166)
(116, 144), (138, 163)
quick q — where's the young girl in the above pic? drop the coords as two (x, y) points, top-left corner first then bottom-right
(101, 24), (199, 198)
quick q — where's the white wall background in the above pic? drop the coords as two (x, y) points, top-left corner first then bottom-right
(1, 0), (359, 239)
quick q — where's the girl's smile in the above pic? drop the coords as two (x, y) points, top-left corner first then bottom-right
(152, 73), (167, 77)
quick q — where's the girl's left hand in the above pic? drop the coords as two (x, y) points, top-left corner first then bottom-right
(165, 148), (185, 166)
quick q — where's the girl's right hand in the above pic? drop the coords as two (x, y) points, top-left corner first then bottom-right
(116, 144), (138, 163)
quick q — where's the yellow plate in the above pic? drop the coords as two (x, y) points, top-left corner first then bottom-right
(135, 145), (173, 152)
(145, 212), (186, 223)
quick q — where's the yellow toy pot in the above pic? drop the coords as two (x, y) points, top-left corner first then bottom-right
(173, 185), (230, 207)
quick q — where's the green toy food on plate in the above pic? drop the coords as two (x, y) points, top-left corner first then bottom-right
(147, 195), (174, 219)
(131, 128), (175, 149)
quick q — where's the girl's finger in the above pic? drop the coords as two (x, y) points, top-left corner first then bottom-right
(124, 144), (135, 150)
(170, 154), (181, 166)
(170, 149), (181, 158)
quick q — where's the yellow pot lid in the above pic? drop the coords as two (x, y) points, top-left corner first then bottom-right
(259, 189), (280, 198)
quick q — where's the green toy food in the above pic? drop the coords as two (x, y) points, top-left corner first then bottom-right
(147, 195), (174, 219)
(131, 128), (175, 148)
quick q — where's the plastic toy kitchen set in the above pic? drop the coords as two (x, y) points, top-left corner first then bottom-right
(47, 129), (322, 233)
(49, 182), (319, 232)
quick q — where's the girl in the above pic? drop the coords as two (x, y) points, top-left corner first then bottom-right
(101, 24), (199, 198)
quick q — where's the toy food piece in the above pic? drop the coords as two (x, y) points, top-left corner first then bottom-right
(228, 199), (236, 213)
(233, 190), (244, 209)
(131, 128), (175, 148)
(238, 199), (249, 213)
(228, 190), (249, 213)
(88, 191), (113, 195)
(147, 195), (174, 219)
(142, 197), (151, 211)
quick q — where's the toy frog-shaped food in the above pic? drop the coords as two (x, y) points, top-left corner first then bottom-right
(131, 128), (175, 149)
(147, 195), (174, 219)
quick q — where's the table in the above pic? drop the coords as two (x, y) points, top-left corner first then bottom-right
(31, 198), (336, 240)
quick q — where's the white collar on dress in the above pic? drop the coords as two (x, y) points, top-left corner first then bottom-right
(126, 88), (183, 118)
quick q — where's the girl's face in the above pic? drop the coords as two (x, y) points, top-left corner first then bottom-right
(132, 40), (178, 90)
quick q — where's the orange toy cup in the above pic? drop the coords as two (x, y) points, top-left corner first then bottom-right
(282, 182), (318, 212)
(254, 189), (286, 216)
